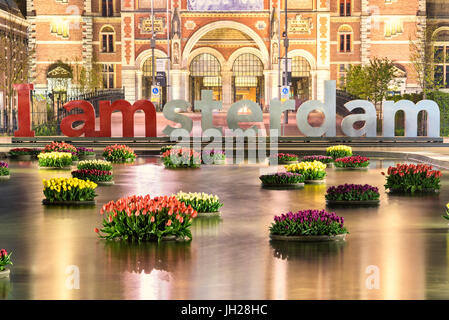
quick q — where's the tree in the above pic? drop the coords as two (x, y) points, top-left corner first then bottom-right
(0, 12), (32, 133)
(343, 57), (398, 118)
(409, 23), (440, 99)
(70, 57), (103, 95)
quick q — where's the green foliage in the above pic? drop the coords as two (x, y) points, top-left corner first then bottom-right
(0, 167), (9, 176)
(33, 122), (57, 136)
(343, 58), (398, 108)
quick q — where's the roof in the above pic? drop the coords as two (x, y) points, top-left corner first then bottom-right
(0, 0), (23, 18)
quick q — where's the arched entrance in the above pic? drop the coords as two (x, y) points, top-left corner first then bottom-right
(189, 53), (222, 106)
(232, 53), (264, 105)
(291, 56), (311, 104)
(47, 61), (73, 102)
(141, 56), (167, 107)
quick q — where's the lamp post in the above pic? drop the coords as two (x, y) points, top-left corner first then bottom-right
(151, 0), (156, 86)
(283, 0), (289, 125)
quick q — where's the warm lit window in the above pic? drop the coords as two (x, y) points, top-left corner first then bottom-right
(340, 0), (351, 16)
(100, 26), (114, 53)
(102, 0), (113, 17)
(338, 25), (353, 53)
(102, 64), (115, 88)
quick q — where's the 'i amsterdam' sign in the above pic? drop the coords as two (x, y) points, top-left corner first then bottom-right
(13, 81), (441, 138)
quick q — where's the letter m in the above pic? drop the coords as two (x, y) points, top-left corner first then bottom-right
(382, 100), (440, 138)
(100, 100), (157, 137)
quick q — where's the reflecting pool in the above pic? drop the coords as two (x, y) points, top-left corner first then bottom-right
(0, 157), (449, 299)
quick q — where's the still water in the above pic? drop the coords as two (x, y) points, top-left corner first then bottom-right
(0, 157), (448, 300)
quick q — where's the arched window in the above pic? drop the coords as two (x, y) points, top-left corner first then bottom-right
(102, 0), (113, 17)
(338, 25), (352, 53)
(340, 0), (351, 16)
(232, 53), (264, 104)
(142, 56), (156, 76)
(434, 28), (449, 88)
(189, 53), (222, 104)
(100, 26), (114, 53)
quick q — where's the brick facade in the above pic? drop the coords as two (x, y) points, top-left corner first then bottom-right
(28, 0), (430, 107)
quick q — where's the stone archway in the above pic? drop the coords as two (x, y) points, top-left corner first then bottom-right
(181, 21), (269, 69)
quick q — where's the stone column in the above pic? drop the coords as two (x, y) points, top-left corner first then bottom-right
(265, 69), (279, 109)
(136, 71), (143, 100)
(221, 71), (233, 111)
(122, 68), (136, 103)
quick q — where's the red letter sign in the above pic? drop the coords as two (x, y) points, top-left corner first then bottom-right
(60, 101), (96, 137)
(99, 100), (157, 137)
(14, 84), (34, 137)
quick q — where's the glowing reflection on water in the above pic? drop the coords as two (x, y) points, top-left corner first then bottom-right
(0, 157), (449, 299)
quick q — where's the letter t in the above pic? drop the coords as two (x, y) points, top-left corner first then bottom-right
(195, 90), (223, 134)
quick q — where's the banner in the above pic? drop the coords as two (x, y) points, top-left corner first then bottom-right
(187, 0), (263, 11)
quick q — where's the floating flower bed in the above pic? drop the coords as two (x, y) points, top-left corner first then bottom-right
(326, 145), (352, 159)
(0, 162), (10, 180)
(103, 144), (136, 163)
(76, 147), (96, 160)
(95, 195), (198, 242)
(42, 177), (97, 205)
(202, 149), (226, 165)
(77, 159), (112, 171)
(9, 148), (40, 160)
(71, 169), (113, 185)
(285, 161), (326, 184)
(162, 148), (201, 169)
(269, 153), (299, 165)
(259, 172), (305, 188)
(0, 249), (12, 279)
(303, 155), (333, 164)
(334, 156), (370, 169)
(75, 160), (114, 185)
(42, 142), (78, 161)
(382, 164), (442, 193)
(269, 209), (348, 241)
(175, 191), (223, 216)
(325, 184), (380, 205)
(37, 152), (72, 169)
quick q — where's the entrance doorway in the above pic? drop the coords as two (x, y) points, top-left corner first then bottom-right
(291, 56), (311, 109)
(189, 53), (222, 109)
(232, 53), (264, 106)
(142, 56), (167, 109)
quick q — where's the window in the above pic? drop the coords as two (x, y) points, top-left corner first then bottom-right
(102, 64), (115, 88)
(434, 28), (449, 88)
(340, 0), (351, 17)
(338, 64), (350, 88)
(102, 0), (113, 17)
(100, 26), (114, 53)
(338, 25), (353, 53)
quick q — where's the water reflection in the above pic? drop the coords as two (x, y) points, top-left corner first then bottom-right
(270, 240), (346, 260)
(0, 279), (11, 300)
(103, 241), (192, 274)
(1, 156), (449, 299)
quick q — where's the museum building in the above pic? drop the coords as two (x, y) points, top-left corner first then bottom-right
(26, 0), (431, 109)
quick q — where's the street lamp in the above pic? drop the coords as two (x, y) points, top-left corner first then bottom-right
(283, 0), (289, 125)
